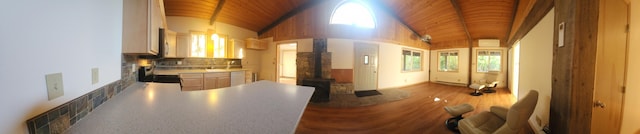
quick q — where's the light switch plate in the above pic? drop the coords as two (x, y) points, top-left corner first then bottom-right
(558, 22), (565, 47)
(45, 73), (64, 100)
(92, 68), (99, 84)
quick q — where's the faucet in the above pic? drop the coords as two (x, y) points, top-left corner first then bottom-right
(226, 61), (235, 69)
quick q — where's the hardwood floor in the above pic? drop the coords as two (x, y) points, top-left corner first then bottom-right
(295, 82), (518, 134)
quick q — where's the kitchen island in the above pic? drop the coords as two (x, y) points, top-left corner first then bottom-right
(66, 81), (314, 134)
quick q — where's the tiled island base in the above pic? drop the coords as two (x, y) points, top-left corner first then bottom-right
(25, 80), (126, 134)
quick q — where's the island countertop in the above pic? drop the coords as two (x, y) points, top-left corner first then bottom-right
(66, 81), (314, 134)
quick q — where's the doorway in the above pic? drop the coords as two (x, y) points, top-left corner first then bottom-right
(591, 0), (628, 133)
(277, 43), (297, 85)
(511, 42), (521, 99)
(354, 42), (378, 91)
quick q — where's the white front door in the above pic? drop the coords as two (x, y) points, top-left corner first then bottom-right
(354, 43), (378, 91)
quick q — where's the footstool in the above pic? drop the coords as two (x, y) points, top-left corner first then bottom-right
(469, 83), (485, 96)
(444, 103), (474, 132)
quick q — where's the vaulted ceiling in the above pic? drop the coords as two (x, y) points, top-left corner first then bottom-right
(163, 0), (516, 45)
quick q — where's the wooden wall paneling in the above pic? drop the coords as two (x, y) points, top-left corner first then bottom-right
(507, 0), (554, 46)
(257, 0), (322, 34)
(550, 0), (599, 133)
(259, 0), (429, 50)
(430, 40), (469, 50)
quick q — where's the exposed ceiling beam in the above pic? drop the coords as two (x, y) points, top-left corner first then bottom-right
(209, 0), (226, 25)
(504, 0), (520, 47)
(258, 0), (326, 35)
(450, 0), (472, 42)
(450, 0), (473, 85)
(507, 0), (554, 46)
(368, 0), (423, 40)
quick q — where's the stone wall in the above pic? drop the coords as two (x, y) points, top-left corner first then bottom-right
(296, 52), (314, 85)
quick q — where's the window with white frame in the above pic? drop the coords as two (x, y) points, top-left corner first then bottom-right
(402, 49), (422, 72)
(477, 50), (501, 72)
(329, 1), (375, 28)
(211, 34), (227, 58)
(190, 32), (206, 57)
(439, 51), (459, 72)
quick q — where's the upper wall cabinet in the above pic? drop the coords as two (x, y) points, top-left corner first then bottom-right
(122, 0), (166, 55)
(164, 30), (177, 57)
(245, 38), (267, 50)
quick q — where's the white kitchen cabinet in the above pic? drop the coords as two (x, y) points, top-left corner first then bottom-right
(245, 38), (267, 50)
(230, 71), (246, 86)
(230, 39), (246, 59)
(123, 0), (165, 55)
(175, 33), (190, 58)
(164, 30), (177, 57)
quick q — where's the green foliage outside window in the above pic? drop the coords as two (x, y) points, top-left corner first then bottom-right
(403, 49), (422, 72)
(439, 51), (459, 72)
(477, 50), (501, 72)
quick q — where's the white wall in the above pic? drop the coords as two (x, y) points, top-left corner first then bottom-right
(516, 8), (554, 132)
(328, 39), (430, 89)
(430, 48), (470, 85)
(471, 47), (509, 87)
(620, 1), (640, 134)
(508, 46), (515, 94)
(0, 0), (123, 133)
(260, 38), (430, 88)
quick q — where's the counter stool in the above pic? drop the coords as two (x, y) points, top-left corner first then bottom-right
(469, 84), (485, 96)
(444, 103), (475, 132)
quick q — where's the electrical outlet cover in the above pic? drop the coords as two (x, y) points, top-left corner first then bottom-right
(92, 68), (99, 84)
(45, 73), (64, 100)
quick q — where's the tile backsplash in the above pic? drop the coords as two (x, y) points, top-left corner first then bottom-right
(26, 54), (138, 134)
(154, 58), (242, 70)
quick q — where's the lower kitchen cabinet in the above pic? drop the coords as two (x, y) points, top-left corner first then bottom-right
(217, 76), (231, 88)
(179, 73), (203, 91)
(204, 72), (230, 89)
(179, 71), (245, 91)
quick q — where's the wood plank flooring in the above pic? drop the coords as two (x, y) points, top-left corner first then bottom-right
(295, 82), (519, 133)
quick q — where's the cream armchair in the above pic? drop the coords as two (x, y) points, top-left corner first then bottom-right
(458, 90), (539, 134)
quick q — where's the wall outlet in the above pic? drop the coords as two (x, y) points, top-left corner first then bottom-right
(45, 73), (64, 100)
(131, 64), (136, 73)
(92, 68), (99, 84)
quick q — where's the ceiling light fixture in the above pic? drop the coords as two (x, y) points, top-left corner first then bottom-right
(421, 34), (432, 44)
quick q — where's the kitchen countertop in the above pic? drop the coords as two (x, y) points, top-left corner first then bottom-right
(66, 81), (315, 134)
(154, 68), (248, 75)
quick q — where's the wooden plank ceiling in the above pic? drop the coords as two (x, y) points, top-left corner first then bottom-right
(164, 0), (515, 45)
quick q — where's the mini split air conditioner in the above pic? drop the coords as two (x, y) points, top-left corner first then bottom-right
(478, 39), (500, 47)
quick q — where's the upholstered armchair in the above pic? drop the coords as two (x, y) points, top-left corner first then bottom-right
(458, 90), (539, 134)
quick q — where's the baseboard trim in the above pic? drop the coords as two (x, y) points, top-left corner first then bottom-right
(378, 81), (430, 90)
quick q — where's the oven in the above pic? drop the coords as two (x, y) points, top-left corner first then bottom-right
(138, 66), (154, 82)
